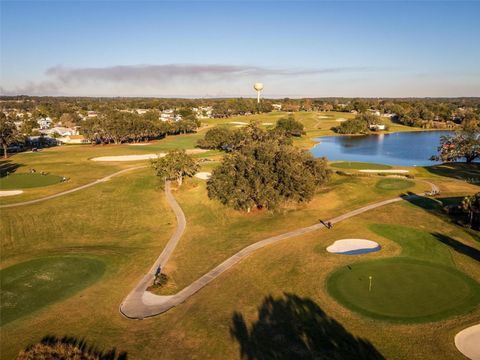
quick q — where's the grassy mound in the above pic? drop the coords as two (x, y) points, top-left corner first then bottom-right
(375, 178), (414, 191)
(330, 162), (392, 170)
(327, 258), (480, 323)
(0, 256), (105, 325)
(0, 173), (63, 189)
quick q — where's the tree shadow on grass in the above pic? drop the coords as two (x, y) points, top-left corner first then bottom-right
(432, 232), (480, 263)
(0, 159), (22, 177)
(230, 293), (385, 360)
(423, 163), (480, 186)
(17, 335), (127, 360)
(402, 193), (480, 243)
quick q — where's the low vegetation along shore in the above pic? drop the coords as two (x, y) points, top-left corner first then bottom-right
(1, 109), (480, 360)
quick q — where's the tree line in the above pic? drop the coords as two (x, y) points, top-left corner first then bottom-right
(81, 111), (199, 144)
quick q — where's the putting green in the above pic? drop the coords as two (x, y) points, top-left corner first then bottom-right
(375, 178), (414, 191)
(327, 258), (480, 323)
(0, 256), (105, 325)
(0, 173), (63, 190)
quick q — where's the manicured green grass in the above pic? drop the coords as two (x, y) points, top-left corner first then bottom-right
(369, 224), (454, 264)
(375, 178), (414, 191)
(330, 162), (392, 170)
(327, 257), (480, 323)
(0, 256), (105, 325)
(0, 173), (63, 189)
(327, 223), (480, 323)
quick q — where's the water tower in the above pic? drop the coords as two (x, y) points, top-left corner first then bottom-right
(254, 83), (264, 103)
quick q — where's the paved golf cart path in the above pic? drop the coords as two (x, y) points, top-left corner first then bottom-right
(120, 179), (439, 320)
(0, 166), (147, 209)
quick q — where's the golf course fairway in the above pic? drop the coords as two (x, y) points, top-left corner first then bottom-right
(0, 256), (105, 325)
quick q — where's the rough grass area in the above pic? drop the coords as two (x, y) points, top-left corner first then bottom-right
(0, 173), (63, 189)
(331, 162), (392, 170)
(375, 178), (414, 191)
(327, 258), (480, 323)
(0, 256), (105, 325)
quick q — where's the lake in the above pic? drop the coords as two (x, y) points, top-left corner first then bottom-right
(310, 131), (453, 167)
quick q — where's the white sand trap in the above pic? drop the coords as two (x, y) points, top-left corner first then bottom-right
(91, 149), (208, 162)
(335, 118), (347, 122)
(262, 122), (273, 125)
(92, 154), (161, 162)
(327, 239), (380, 255)
(229, 121), (248, 125)
(359, 169), (409, 173)
(455, 324), (480, 360)
(318, 116), (330, 119)
(129, 143), (149, 146)
(0, 190), (24, 197)
(195, 172), (211, 180)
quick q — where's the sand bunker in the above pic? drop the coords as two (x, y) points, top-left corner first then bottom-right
(195, 172), (211, 180)
(359, 169), (409, 173)
(128, 143), (149, 146)
(262, 122), (273, 125)
(229, 121), (248, 125)
(0, 190), (24, 197)
(335, 118), (347, 122)
(327, 239), (380, 255)
(91, 149), (208, 162)
(455, 324), (480, 360)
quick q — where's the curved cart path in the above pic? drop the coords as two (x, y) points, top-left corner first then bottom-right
(120, 181), (438, 319)
(0, 166), (147, 209)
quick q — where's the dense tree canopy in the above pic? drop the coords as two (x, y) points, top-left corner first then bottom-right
(431, 130), (480, 163)
(81, 111), (199, 144)
(198, 123), (292, 152)
(151, 149), (199, 186)
(275, 115), (305, 137)
(207, 126), (329, 211)
(0, 113), (23, 158)
(334, 113), (384, 135)
(461, 193), (480, 230)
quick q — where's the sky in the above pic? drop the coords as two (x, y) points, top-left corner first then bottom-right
(1, 0), (480, 98)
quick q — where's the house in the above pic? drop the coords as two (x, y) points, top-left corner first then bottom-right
(87, 111), (98, 118)
(37, 117), (53, 130)
(369, 124), (386, 131)
(192, 106), (213, 119)
(272, 103), (282, 111)
(58, 135), (89, 144)
(43, 126), (77, 137)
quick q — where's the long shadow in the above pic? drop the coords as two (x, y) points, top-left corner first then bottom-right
(432, 232), (480, 263)
(424, 163), (480, 185)
(230, 293), (385, 360)
(0, 159), (22, 177)
(19, 335), (127, 360)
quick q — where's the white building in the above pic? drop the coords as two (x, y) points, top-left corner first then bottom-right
(43, 126), (77, 137)
(37, 117), (53, 130)
(272, 104), (282, 111)
(58, 135), (89, 144)
(369, 124), (386, 131)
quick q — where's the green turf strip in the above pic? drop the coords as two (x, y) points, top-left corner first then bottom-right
(369, 224), (454, 265)
(0, 256), (105, 325)
(375, 178), (414, 191)
(327, 258), (480, 323)
(0, 173), (63, 189)
(330, 162), (392, 170)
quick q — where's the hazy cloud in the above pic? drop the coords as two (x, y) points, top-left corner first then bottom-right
(45, 64), (374, 84)
(2, 64), (379, 96)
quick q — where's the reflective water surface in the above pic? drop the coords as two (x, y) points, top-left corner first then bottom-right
(311, 131), (453, 166)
